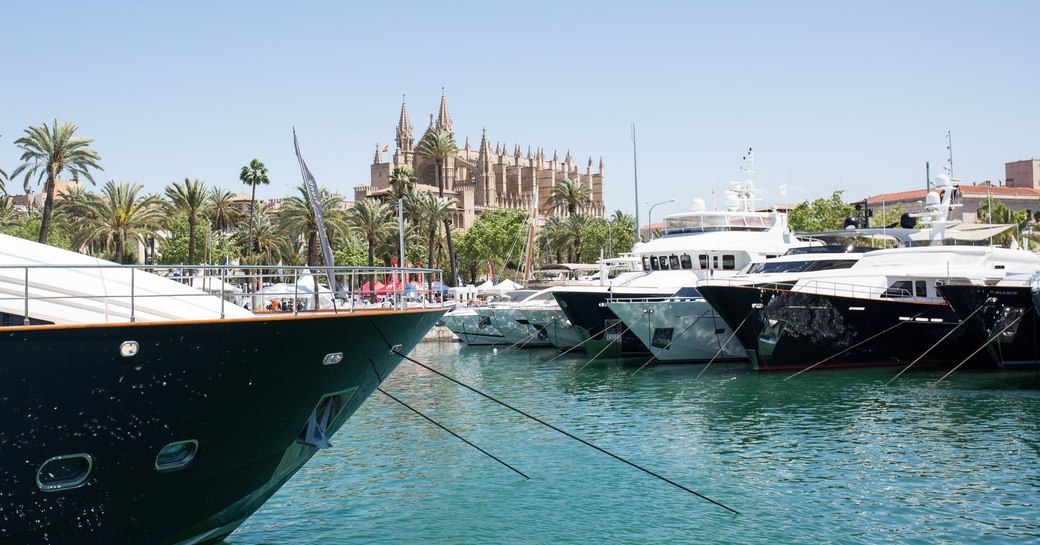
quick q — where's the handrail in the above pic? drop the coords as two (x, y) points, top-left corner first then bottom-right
(0, 263), (446, 325)
(700, 276), (942, 303)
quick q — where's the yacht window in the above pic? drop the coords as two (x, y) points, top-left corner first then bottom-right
(698, 255), (708, 269)
(669, 255), (680, 269)
(722, 255), (736, 270)
(37, 454), (94, 491)
(642, 256), (652, 271)
(883, 280), (913, 298)
(914, 281), (927, 297)
(650, 256), (660, 270)
(659, 256), (670, 270)
(712, 256), (720, 269)
(680, 254), (692, 269)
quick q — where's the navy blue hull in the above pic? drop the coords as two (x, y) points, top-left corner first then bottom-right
(698, 285), (980, 371)
(0, 308), (444, 545)
(938, 284), (1039, 368)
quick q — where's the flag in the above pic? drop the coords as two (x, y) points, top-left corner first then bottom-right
(294, 129), (340, 297)
(382, 145), (389, 152)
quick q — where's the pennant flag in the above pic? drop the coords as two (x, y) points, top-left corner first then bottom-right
(294, 129), (340, 297)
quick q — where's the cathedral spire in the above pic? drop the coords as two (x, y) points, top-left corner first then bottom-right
(436, 88), (453, 133)
(395, 95), (413, 152)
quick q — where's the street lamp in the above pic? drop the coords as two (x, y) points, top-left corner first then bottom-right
(646, 199), (676, 241)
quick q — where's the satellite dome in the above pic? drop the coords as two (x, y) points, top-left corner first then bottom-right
(933, 174), (952, 189)
(724, 194), (740, 211)
(925, 191), (941, 207)
(691, 198), (706, 212)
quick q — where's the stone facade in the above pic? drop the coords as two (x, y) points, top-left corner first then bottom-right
(355, 94), (605, 230)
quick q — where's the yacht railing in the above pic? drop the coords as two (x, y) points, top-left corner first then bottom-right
(0, 263), (445, 326)
(702, 277), (944, 304)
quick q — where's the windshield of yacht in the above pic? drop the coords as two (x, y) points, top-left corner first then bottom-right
(662, 213), (777, 234)
(745, 259), (858, 274)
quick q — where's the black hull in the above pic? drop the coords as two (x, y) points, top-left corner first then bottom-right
(552, 289), (652, 356)
(0, 308), (444, 545)
(698, 285), (979, 371)
(937, 284), (1039, 368)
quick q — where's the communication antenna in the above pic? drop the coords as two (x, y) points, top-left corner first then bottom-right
(945, 131), (954, 180)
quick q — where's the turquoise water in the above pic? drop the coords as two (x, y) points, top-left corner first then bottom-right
(225, 342), (1040, 544)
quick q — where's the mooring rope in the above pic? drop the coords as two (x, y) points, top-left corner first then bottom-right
(391, 347), (741, 515)
(886, 301), (989, 385)
(932, 307), (1031, 385)
(783, 309), (930, 381)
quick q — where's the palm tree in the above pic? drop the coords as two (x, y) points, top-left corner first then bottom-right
(239, 159), (270, 254)
(417, 129), (459, 285)
(165, 178), (208, 265)
(388, 166), (417, 202)
(348, 199), (396, 301)
(10, 119), (103, 243)
(559, 213), (595, 263)
(205, 186), (241, 233)
(0, 195), (21, 227)
(538, 214), (566, 264)
(66, 181), (165, 264)
(547, 178), (591, 216)
(278, 185), (350, 268)
(410, 192), (454, 287)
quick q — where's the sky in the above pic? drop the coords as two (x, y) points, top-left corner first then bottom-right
(1, 1), (1037, 223)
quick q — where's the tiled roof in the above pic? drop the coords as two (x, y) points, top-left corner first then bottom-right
(958, 185), (1040, 197)
(865, 189), (928, 204)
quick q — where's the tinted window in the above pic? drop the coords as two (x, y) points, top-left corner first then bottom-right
(722, 255), (736, 270)
(650, 256), (660, 270)
(680, 254), (692, 269)
(669, 255), (680, 269)
(698, 255), (708, 269)
(915, 280), (927, 297)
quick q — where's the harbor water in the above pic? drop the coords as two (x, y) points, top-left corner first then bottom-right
(225, 341), (1040, 544)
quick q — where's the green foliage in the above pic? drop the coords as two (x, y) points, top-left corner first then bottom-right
(333, 236), (370, 267)
(157, 214), (239, 265)
(0, 214), (73, 249)
(788, 190), (856, 232)
(456, 209), (528, 280)
(976, 197), (1030, 246)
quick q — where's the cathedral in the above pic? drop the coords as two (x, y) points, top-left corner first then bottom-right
(355, 94), (606, 230)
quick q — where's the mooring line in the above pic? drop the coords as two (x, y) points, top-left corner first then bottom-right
(392, 348), (740, 515)
(631, 307), (711, 375)
(695, 310), (752, 380)
(932, 308), (1031, 385)
(377, 388), (530, 479)
(783, 309), (930, 381)
(886, 301), (990, 385)
(576, 311), (648, 372)
(544, 318), (618, 364)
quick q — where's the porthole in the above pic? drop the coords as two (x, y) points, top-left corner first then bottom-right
(155, 440), (199, 472)
(37, 454), (94, 491)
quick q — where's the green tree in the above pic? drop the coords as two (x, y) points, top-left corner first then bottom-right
(609, 209), (637, 257)
(63, 181), (165, 264)
(278, 185), (350, 268)
(239, 158), (270, 253)
(236, 202), (290, 265)
(547, 178), (592, 216)
(0, 195), (22, 228)
(417, 129), (459, 285)
(206, 186), (242, 233)
(456, 208), (528, 281)
(11, 119), (103, 243)
(408, 192), (454, 275)
(787, 190), (856, 232)
(388, 166), (417, 203)
(976, 196), (1029, 246)
(348, 199), (396, 300)
(156, 214), (236, 266)
(538, 214), (566, 264)
(165, 178), (208, 265)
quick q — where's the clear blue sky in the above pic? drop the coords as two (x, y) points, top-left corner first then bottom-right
(2, 1), (1037, 222)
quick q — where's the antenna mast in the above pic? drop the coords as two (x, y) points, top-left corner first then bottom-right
(946, 131), (954, 181)
(632, 123), (641, 242)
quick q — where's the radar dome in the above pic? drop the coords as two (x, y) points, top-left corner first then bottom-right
(925, 191), (941, 207)
(933, 174), (952, 189)
(724, 194), (740, 211)
(691, 198), (706, 212)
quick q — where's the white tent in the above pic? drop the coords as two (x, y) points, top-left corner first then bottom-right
(256, 283), (334, 311)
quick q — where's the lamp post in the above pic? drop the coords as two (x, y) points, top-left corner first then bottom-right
(646, 199), (676, 241)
